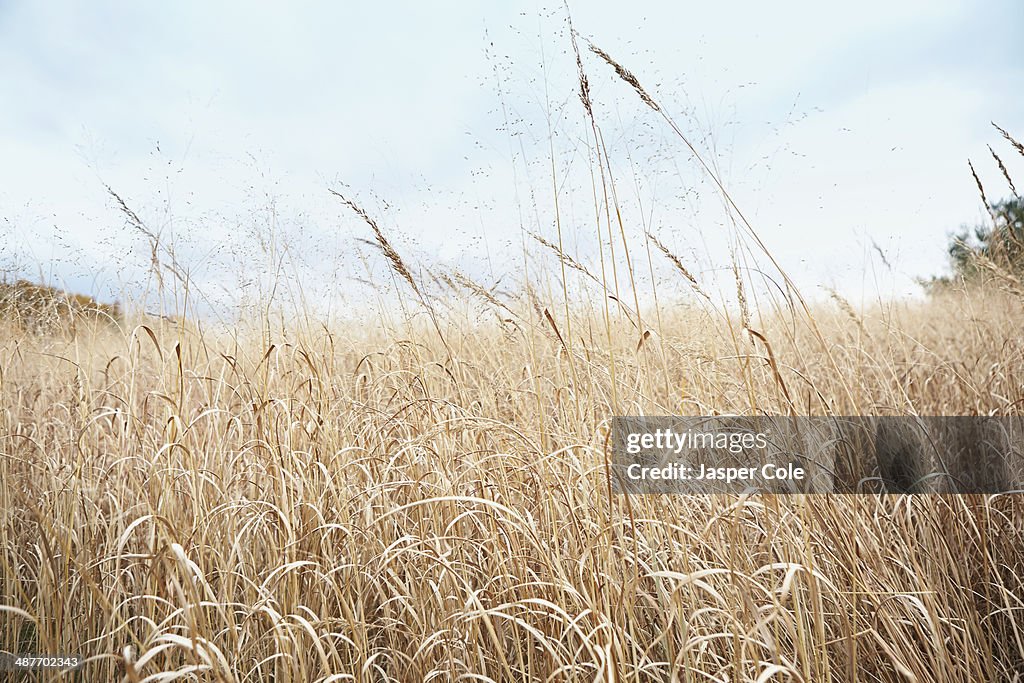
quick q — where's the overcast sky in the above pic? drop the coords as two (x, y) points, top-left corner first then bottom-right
(1, 1), (1022, 316)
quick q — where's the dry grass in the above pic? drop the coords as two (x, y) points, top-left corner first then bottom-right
(0, 280), (121, 335)
(2, 287), (1023, 681)
(3, 26), (1024, 683)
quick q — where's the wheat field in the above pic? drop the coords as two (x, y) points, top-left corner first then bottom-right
(2, 282), (1023, 681)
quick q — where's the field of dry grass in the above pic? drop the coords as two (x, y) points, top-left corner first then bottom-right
(2, 284), (1023, 681)
(2, 26), (1023, 682)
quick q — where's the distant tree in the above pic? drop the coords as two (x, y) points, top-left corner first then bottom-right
(924, 197), (1024, 293)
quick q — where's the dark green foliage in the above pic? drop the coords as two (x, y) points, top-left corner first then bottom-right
(925, 197), (1024, 291)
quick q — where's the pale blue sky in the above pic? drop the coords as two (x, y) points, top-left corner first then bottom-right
(1, 1), (1022, 315)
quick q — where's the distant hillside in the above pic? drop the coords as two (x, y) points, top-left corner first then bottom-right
(0, 279), (121, 333)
